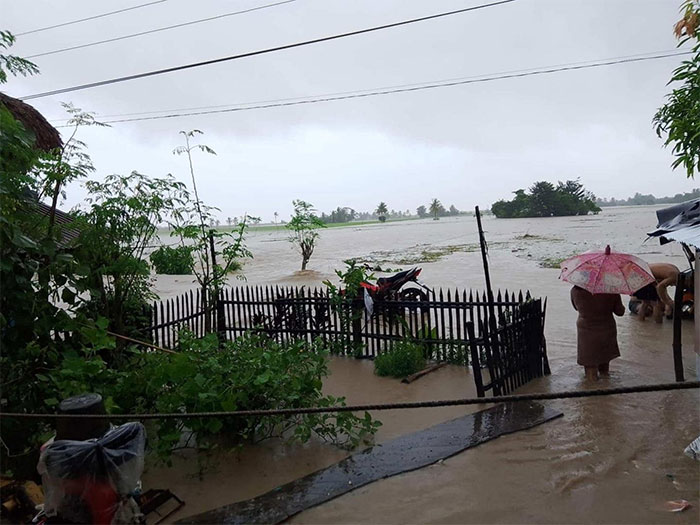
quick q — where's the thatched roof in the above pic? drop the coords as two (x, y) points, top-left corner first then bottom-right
(22, 190), (81, 249)
(0, 92), (62, 151)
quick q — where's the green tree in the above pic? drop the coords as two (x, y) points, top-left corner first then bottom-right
(653, 1), (700, 178)
(0, 36), (116, 475)
(287, 200), (325, 271)
(416, 205), (427, 218)
(429, 198), (443, 220)
(172, 131), (252, 332)
(375, 201), (388, 222)
(528, 181), (558, 216)
(491, 180), (599, 218)
(0, 30), (38, 82)
(75, 172), (190, 350)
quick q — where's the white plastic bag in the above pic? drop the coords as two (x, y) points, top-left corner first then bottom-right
(684, 435), (700, 461)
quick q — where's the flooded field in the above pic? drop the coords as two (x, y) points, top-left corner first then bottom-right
(145, 206), (699, 523)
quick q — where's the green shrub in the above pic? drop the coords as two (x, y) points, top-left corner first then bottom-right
(116, 332), (381, 461)
(150, 245), (194, 274)
(374, 341), (426, 378)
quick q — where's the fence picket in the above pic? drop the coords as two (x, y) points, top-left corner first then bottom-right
(145, 284), (549, 396)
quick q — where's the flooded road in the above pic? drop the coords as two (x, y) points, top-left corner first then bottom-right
(145, 206), (699, 523)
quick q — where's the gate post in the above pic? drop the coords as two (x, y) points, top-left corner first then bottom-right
(467, 322), (485, 398)
(216, 289), (227, 347)
(352, 297), (363, 355)
(672, 272), (685, 382)
(209, 231), (227, 347)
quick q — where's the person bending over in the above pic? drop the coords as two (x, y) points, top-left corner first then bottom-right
(629, 262), (680, 322)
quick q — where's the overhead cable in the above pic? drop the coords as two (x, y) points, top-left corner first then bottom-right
(51, 50), (690, 126)
(15, 0), (169, 37)
(20, 0), (517, 101)
(26, 0), (298, 59)
(1, 381), (698, 419)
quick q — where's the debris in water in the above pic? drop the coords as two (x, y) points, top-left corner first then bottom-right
(684, 435), (700, 461)
(664, 500), (691, 512)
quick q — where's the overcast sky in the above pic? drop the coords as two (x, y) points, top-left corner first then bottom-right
(3, 0), (698, 221)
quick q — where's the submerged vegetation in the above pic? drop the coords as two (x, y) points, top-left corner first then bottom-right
(287, 200), (325, 271)
(150, 245), (194, 275)
(374, 341), (426, 378)
(491, 180), (601, 218)
(358, 243), (479, 267)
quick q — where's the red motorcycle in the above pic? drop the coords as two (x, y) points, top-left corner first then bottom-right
(359, 267), (432, 303)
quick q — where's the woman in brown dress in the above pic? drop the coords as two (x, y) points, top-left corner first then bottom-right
(571, 285), (625, 380)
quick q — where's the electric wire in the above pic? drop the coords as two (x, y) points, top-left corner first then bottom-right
(1, 381), (697, 419)
(50, 50), (691, 127)
(15, 0), (169, 37)
(19, 0), (517, 101)
(25, 0), (298, 59)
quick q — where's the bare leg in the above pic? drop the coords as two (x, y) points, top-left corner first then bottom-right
(598, 362), (610, 376)
(652, 301), (664, 323)
(585, 366), (598, 381)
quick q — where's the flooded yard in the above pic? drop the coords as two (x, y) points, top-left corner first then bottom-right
(145, 206), (699, 523)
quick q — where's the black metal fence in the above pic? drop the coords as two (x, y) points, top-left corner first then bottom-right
(147, 285), (549, 396)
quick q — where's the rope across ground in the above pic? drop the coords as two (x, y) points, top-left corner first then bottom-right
(1, 381), (697, 420)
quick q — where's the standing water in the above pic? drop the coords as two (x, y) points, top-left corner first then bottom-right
(145, 206), (699, 523)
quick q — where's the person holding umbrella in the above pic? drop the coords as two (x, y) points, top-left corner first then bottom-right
(560, 246), (656, 381)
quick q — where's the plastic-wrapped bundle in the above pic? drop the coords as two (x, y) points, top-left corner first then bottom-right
(38, 422), (146, 524)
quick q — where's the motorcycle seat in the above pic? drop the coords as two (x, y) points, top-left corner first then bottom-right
(377, 268), (415, 286)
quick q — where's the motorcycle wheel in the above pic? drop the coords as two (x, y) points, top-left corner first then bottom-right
(400, 287), (428, 305)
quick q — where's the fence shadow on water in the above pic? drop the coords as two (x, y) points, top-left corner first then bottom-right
(147, 285), (549, 397)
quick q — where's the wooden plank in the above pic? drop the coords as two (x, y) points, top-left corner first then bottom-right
(152, 301), (159, 347)
(401, 363), (446, 384)
(438, 289), (446, 362)
(467, 322), (484, 397)
(159, 301), (166, 349)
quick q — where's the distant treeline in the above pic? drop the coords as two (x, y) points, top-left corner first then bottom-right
(596, 189), (700, 207)
(319, 207), (413, 223)
(491, 180), (600, 219)
(319, 202), (467, 223)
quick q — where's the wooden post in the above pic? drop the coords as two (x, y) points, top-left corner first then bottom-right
(475, 206), (497, 328)
(352, 296), (363, 356)
(672, 272), (685, 382)
(467, 322), (485, 397)
(209, 231), (226, 346)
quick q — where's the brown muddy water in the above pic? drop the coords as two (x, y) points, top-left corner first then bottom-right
(144, 206), (699, 524)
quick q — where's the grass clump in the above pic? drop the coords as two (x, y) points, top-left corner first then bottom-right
(539, 256), (567, 269)
(150, 245), (194, 274)
(374, 341), (426, 378)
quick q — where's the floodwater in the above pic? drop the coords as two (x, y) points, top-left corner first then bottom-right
(144, 206), (699, 524)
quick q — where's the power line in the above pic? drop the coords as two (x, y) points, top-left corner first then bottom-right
(52, 50), (690, 127)
(15, 0), (169, 37)
(20, 0), (517, 101)
(26, 0), (298, 59)
(1, 381), (698, 419)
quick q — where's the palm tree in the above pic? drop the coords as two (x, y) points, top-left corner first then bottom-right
(429, 198), (442, 220)
(375, 202), (388, 222)
(273, 211), (279, 224)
